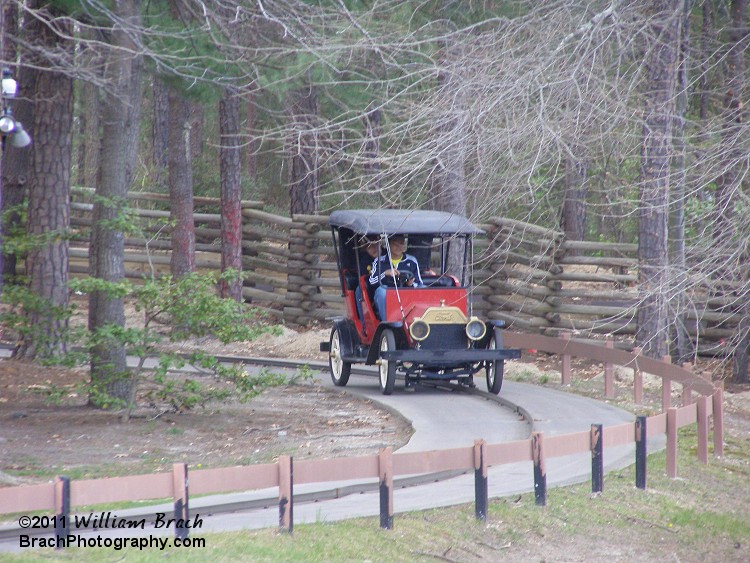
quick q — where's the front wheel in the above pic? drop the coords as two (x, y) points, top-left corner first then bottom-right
(485, 330), (505, 395)
(329, 327), (351, 387)
(379, 329), (397, 395)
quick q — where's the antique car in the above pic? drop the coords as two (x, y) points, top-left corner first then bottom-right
(320, 209), (520, 395)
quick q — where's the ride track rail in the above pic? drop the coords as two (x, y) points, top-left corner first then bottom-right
(0, 348), (532, 541)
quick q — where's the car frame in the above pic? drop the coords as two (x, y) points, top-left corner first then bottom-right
(320, 209), (521, 395)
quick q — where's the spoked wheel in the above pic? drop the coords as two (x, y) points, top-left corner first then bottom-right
(379, 329), (397, 395)
(329, 327), (351, 387)
(485, 330), (505, 395)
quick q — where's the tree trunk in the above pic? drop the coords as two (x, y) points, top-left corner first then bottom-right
(219, 88), (243, 301)
(89, 0), (144, 404)
(430, 38), (467, 279)
(287, 84), (320, 215)
(244, 84), (259, 182)
(75, 30), (102, 188)
(152, 78), (169, 188)
(636, 0), (679, 359)
(0, 0), (26, 290)
(698, 0), (715, 121)
(711, 0), (746, 248)
(670, 0), (692, 365)
(189, 101), (204, 160)
(362, 106), (383, 197)
(561, 152), (588, 254)
(16, 1), (74, 360)
(725, 0), (749, 384)
(168, 88), (196, 277)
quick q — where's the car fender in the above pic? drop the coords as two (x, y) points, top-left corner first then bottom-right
(477, 319), (506, 348)
(332, 318), (361, 358)
(365, 322), (406, 365)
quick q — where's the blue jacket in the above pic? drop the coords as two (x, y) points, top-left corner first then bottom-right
(368, 253), (424, 288)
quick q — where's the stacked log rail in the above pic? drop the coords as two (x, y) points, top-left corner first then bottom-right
(477, 218), (740, 346)
(65, 194), (745, 342)
(285, 214), (342, 324)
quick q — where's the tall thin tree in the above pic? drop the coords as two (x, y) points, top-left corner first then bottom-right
(168, 87), (196, 277)
(636, 0), (679, 359)
(88, 0), (144, 403)
(287, 82), (320, 216)
(16, 0), (74, 360)
(219, 87), (243, 301)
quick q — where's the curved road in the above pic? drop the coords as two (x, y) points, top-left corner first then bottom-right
(0, 361), (655, 550)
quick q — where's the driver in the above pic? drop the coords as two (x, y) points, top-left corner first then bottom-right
(368, 234), (424, 319)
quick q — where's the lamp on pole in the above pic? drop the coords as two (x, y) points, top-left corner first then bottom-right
(1, 68), (31, 149)
(0, 67), (32, 295)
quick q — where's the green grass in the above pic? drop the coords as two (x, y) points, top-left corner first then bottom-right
(5, 438), (750, 562)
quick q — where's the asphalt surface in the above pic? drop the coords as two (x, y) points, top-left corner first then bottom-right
(1, 365), (657, 552)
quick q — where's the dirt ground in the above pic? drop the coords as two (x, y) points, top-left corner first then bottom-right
(0, 326), (414, 487)
(2, 314), (750, 563)
(2, 323), (749, 485)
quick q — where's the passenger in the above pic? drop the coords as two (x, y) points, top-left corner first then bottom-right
(355, 235), (381, 322)
(368, 234), (424, 320)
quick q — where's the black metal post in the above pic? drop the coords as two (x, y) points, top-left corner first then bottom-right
(54, 476), (70, 549)
(635, 415), (647, 489)
(474, 440), (488, 520)
(379, 479), (393, 529)
(278, 456), (293, 533)
(173, 463), (190, 540)
(532, 432), (546, 506)
(591, 424), (603, 493)
(379, 447), (393, 529)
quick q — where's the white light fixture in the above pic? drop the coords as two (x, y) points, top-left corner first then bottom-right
(1, 69), (17, 99)
(10, 121), (31, 147)
(0, 112), (15, 134)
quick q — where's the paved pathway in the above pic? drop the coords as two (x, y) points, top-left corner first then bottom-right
(1, 365), (658, 551)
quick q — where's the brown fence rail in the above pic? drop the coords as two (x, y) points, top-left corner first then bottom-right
(0, 333), (723, 540)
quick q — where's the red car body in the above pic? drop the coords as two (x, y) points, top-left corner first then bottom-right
(322, 209), (520, 395)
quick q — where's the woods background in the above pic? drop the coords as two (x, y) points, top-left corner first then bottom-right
(0, 1), (748, 393)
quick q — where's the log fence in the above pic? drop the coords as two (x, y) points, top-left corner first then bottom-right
(0, 332), (723, 541)
(63, 188), (744, 348)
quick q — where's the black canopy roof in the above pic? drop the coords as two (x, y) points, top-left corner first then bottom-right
(328, 209), (482, 236)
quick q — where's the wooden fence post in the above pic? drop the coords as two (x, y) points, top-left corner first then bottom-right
(278, 455), (293, 533)
(604, 339), (614, 398)
(681, 363), (693, 406)
(666, 408), (678, 478)
(379, 447), (394, 529)
(474, 439), (488, 521)
(697, 395), (709, 464)
(532, 432), (546, 506)
(54, 476), (70, 549)
(713, 384), (724, 458)
(635, 416), (647, 489)
(661, 355), (672, 411)
(632, 347), (643, 405)
(561, 331), (571, 386)
(591, 424), (603, 494)
(172, 463), (189, 540)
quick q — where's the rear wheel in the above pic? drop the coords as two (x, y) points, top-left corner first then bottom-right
(329, 327), (351, 387)
(485, 330), (504, 394)
(379, 329), (397, 395)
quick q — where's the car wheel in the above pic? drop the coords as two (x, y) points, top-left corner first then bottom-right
(379, 329), (397, 395)
(329, 327), (351, 387)
(485, 330), (504, 395)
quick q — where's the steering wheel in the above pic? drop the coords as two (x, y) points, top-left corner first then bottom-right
(396, 271), (415, 287)
(381, 270), (415, 288)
